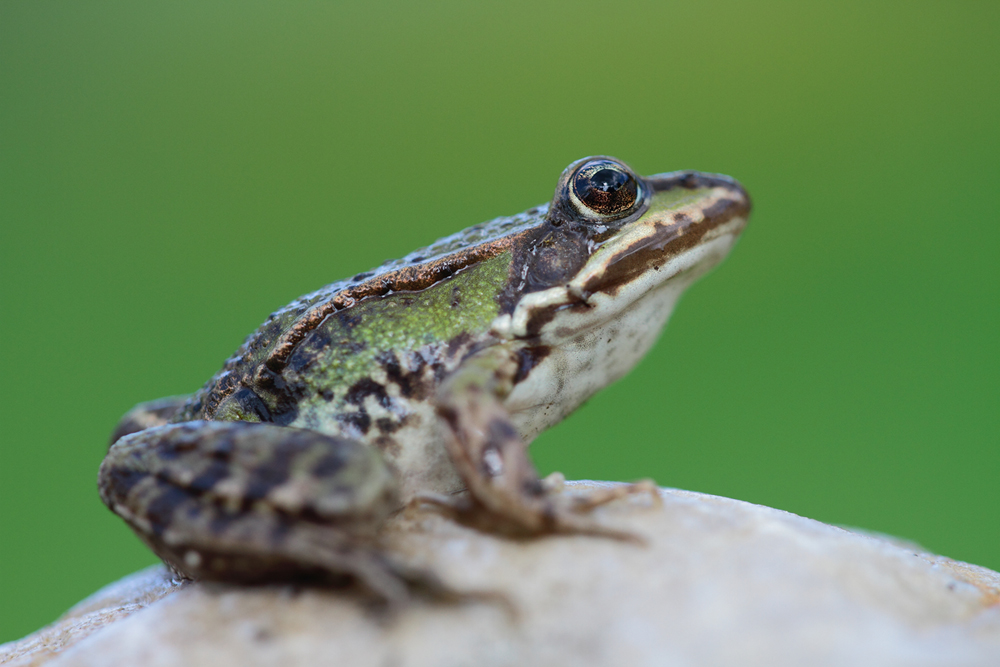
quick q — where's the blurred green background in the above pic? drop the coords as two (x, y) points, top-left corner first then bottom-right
(1, 0), (997, 643)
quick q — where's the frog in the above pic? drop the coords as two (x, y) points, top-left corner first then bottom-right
(98, 156), (751, 602)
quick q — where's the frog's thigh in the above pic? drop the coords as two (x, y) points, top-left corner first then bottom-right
(109, 395), (191, 445)
(99, 421), (407, 599)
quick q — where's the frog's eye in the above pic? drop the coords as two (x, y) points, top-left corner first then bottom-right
(569, 159), (641, 219)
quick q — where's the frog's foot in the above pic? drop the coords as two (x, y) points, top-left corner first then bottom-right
(410, 476), (662, 532)
(410, 488), (646, 543)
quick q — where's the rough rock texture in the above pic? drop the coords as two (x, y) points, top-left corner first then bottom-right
(3, 482), (999, 667)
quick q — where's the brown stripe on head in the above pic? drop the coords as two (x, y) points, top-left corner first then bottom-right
(583, 180), (750, 297)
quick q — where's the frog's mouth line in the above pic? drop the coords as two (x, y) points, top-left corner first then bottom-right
(497, 182), (749, 341)
(584, 184), (750, 298)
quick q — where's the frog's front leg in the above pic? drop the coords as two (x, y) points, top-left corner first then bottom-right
(433, 347), (651, 540)
(99, 421), (415, 602)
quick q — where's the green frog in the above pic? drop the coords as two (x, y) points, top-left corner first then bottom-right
(99, 156), (750, 600)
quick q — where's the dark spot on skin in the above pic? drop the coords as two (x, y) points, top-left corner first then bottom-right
(312, 451), (347, 477)
(375, 417), (400, 434)
(523, 303), (562, 338)
(339, 410), (371, 435)
(188, 459), (231, 493)
(451, 285), (461, 308)
(678, 173), (699, 188)
(446, 331), (472, 360)
(432, 362), (449, 385)
(144, 483), (192, 537)
(352, 272), (373, 282)
(380, 353), (410, 397)
(409, 256), (425, 264)
(380, 351), (428, 400)
(345, 378), (391, 410)
(486, 418), (519, 447)
(253, 365), (278, 389)
(435, 404), (459, 429)
(523, 478), (545, 496)
(148, 441), (185, 461)
(202, 436), (234, 458)
(105, 466), (147, 497)
(514, 345), (551, 383)
(244, 443), (300, 502)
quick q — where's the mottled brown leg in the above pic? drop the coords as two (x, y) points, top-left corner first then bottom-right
(433, 347), (651, 541)
(99, 420), (416, 602)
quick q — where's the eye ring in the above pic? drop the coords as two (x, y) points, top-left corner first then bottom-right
(569, 159), (641, 219)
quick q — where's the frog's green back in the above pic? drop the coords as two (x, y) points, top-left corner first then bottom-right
(290, 252), (512, 410)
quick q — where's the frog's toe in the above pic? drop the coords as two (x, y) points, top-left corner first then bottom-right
(565, 479), (663, 512)
(539, 471), (566, 493)
(405, 491), (473, 520)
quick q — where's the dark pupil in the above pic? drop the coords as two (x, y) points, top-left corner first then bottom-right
(574, 163), (637, 216)
(590, 168), (628, 193)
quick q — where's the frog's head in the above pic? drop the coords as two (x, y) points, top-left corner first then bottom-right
(494, 156), (750, 344)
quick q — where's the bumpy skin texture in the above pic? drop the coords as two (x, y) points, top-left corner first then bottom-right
(99, 157), (750, 598)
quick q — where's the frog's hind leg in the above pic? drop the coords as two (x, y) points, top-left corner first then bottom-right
(99, 420), (413, 603)
(433, 347), (655, 542)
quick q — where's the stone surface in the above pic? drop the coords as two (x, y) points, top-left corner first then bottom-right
(3, 482), (999, 667)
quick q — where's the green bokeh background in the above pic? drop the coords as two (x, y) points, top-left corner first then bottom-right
(1, 1), (997, 643)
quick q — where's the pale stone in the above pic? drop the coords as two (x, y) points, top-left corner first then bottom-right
(3, 482), (999, 667)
